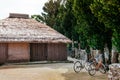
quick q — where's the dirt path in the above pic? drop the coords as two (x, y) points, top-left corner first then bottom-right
(0, 67), (67, 80)
(0, 63), (107, 80)
(63, 72), (107, 80)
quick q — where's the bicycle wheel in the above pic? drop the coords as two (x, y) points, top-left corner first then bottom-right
(73, 61), (82, 73)
(84, 62), (90, 71)
(99, 63), (106, 74)
(88, 63), (96, 76)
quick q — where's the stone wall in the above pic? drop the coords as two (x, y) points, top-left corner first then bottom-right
(107, 63), (120, 80)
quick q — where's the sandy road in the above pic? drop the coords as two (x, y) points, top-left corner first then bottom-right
(0, 63), (72, 80)
(0, 63), (107, 80)
(0, 67), (67, 80)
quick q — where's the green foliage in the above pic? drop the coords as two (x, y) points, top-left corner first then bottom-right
(45, 0), (79, 41)
(90, 0), (120, 52)
(31, 15), (44, 23)
(88, 34), (104, 50)
(73, 0), (107, 50)
(59, 0), (78, 40)
(90, 0), (120, 29)
(112, 31), (120, 53)
(32, 0), (62, 27)
(79, 33), (88, 49)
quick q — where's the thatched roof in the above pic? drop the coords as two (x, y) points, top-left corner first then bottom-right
(0, 14), (71, 43)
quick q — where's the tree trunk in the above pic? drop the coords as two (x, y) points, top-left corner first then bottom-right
(111, 52), (119, 63)
(108, 52), (111, 64)
(118, 54), (120, 63)
(87, 53), (90, 61)
(98, 50), (105, 64)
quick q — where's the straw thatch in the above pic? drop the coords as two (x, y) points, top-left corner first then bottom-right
(0, 18), (71, 43)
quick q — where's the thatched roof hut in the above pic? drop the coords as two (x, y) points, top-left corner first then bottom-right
(0, 13), (71, 64)
(0, 14), (71, 43)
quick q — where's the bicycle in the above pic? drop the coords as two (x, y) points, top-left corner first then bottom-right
(73, 60), (90, 73)
(88, 59), (106, 76)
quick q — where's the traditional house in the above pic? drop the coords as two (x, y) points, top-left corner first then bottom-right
(0, 13), (71, 64)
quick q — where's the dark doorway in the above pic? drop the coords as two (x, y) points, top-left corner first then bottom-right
(30, 43), (47, 61)
(0, 43), (8, 64)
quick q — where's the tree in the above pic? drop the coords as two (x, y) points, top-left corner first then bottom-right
(90, 0), (120, 30)
(59, 0), (78, 40)
(72, 0), (115, 63)
(90, 0), (120, 51)
(73, 0), (106, 50)
(32, 0), (62, 27)
(90, 0), (120, 63)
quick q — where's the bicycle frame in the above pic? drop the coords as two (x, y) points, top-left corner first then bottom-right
(88, 59), (106, 76)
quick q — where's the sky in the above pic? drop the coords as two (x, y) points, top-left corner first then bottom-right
(0, 0), (48, 19)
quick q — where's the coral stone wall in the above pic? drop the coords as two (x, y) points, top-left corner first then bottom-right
(108, 63), (120, 80)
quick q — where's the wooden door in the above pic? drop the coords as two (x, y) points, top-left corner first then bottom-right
(47, 43), (67, 61)
(0, 43), (8, 64)
(30, 43), (47, 61)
